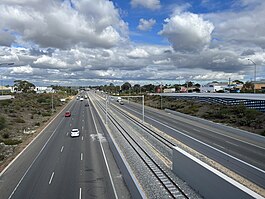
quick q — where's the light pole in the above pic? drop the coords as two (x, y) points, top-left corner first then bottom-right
(248, 59), (256, 93)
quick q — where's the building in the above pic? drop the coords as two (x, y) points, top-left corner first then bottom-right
(164, 88), (176, 93)
(200, 82), (227, 93)
(34, 87), (54, 94)
(253, 81), (265, 92)
(0, 86), (11, 93)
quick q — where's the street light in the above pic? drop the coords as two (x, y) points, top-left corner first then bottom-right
(248, 58), (256, 93)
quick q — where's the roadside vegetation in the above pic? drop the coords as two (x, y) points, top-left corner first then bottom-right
(0, 87), (77, 168)
(138, 95), (265, 136)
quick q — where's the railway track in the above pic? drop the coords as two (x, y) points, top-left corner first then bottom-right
(93, 95), (190, 199)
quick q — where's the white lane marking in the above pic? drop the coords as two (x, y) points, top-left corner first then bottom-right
(82, 119), (84, 122)
(7, 118), (65, 199)
(70, 123), (72, 127)
(90, 105), (118, 199)
(82, 126), (84, 130)
(226, 141), (239, 147)
(0, 98), (75, 177)
(192, 128), (201, 133)
(66, 132), (69, 136)
(212, 143), (225, 150)
(49, 172), (55, 185)
(125, 106), (265, 174)
(82, 136), (84, 141)
(79, 188), (82, 199)
(61, 146), (64, 153)
(131, 106), (265, 150)
(81, 153), (83, 161)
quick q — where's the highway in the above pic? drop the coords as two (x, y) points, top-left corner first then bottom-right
(113, 98), (265, 189)
(0, 97), (129, 199)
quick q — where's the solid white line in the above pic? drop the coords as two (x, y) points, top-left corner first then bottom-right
(49, 172), (54, 185)
(79, 188), (82, 199)
(146, 114), (265, 174)
(125, 106), (265, 174)
(8, 118), (65, 199)
(66, 132), (69, 136)
(61, 146), (64, 153)
(0, 99), (74, 177)
(81, 153), (83, 161)
(82, 136), (84, 141)
(90, 105), (119, 199)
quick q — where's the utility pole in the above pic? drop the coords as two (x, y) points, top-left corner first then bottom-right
(248, 58), (257, 93)
(51, 92), (54, 112)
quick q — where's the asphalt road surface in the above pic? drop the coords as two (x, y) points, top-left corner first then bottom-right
(0, 97), (129, 199)
(113, 98), (265, 188)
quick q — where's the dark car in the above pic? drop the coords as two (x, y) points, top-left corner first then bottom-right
(85, 104), (89, 107)
(65, 111), (71, 117)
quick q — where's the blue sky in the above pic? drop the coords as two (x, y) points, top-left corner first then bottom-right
(0, 0), (264, 86)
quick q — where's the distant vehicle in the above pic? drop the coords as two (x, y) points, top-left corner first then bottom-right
(85, 103), (89, 107)
(119, 101), (124, 105)
(65, 111), (71, 117)
(84, 95), (88, 99)
(80, 97), (84, 101)
(70, 129), (80, 137)
(117, 97), (122, 102)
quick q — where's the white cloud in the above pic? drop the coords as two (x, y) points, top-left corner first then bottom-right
(159, 12), (214, 52)
(131, 0), (161, 10)
(193, 72), (245, 81)
(138, 18), (156, 31)
(127, 48), (149, 59)
(0, 0), (128, 49)
(153, 58), (171, 65)
(34, 55), (67, 68)
(11, 65), (33, 74)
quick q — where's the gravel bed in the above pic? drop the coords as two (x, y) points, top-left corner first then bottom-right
(92, 96), (202, 199)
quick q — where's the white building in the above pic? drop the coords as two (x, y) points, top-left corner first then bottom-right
(200, 83), (227, 93)
(164, 88), (176, 93)
(34, 87), (54, 94)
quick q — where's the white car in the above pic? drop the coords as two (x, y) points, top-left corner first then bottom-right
(80, 97), (84, 101)
(70, 129), (80, 137)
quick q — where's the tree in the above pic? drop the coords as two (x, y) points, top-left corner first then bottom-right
(133, 84), (141, 94)
(121, 82), (131, 91)
(142, 84), (155, 93)
(14, 80), (35, 93)
(241, 81), (254, 93)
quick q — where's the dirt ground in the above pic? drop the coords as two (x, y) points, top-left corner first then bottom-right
(143, 95), (265, 136)
(0, 93), (72, 172)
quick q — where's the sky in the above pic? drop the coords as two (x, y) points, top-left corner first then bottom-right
(0, 0), (265, 86)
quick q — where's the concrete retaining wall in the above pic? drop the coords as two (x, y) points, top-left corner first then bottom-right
(103, 121), (145, 199)
(172, 146), (263, 199)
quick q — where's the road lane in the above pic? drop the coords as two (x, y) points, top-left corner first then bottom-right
(0, 97), (128, 199)
(110, 97), (265, 188)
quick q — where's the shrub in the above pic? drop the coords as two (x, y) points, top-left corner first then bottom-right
(0, 154), (5, 161)
(2, 132), (10, 139)
(0, 115), (7, 130)
(3, 139), (22, 145)
(42, 112), (51, 117)
(13, 118), (26, 123)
